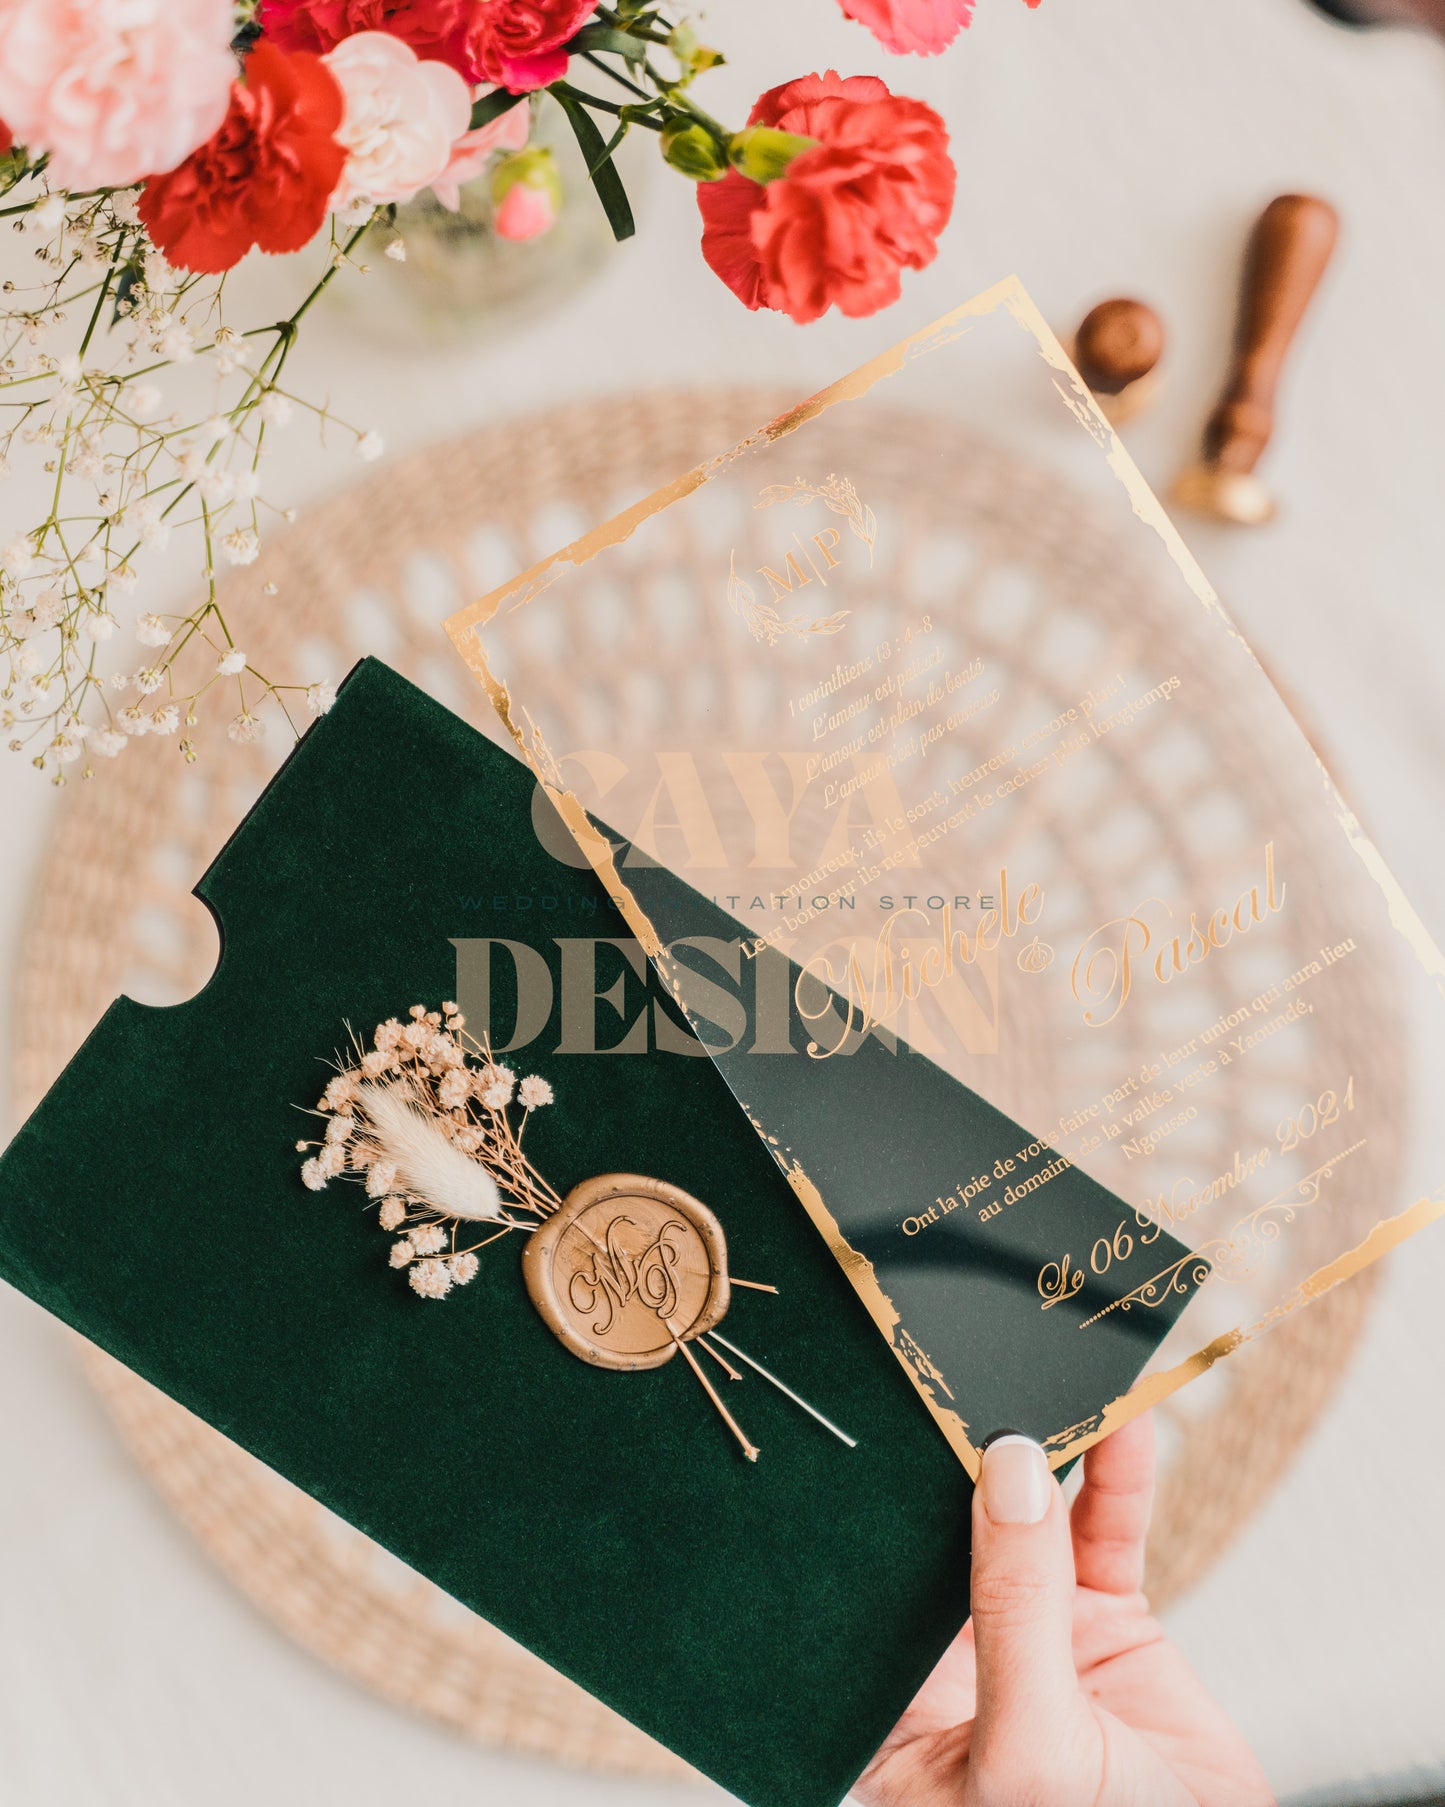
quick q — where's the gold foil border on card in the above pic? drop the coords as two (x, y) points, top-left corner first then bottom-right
(445, 273), (1445, 1476)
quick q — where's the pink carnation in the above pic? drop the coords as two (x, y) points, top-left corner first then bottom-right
(0, 0), (238, 189)
(324, 30), (471, 207)
(837, 0), (975, 54)
(430, 100), (529, 210)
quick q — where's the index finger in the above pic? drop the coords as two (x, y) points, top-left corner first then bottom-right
(1069, 1408), (1155, 1596)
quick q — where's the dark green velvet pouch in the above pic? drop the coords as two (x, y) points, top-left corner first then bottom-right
(0, 658), (976, 1807)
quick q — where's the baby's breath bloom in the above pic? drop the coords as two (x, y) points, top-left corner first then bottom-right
(438, 1068), (471, 1109)
(409, 1260), (453, 1299)
(449, 1252), (479, 1285)
(366, 1159), (398, 1198)
(305, 680), (336, 715)
(324, 1072), (358, 1110)
(221, 528), (259, 567)
(90, 729), (126, 758)
(325, 1112), (354, 1144)
(122, 381), (162, 422)
(301, 1155), (329, 1190)
(2, 536), (36, 578)
(410, 1223), (448, 1256)
(150, 704), (180, 735)
(124, 495), (170, 549)
(356, 430), (384, 462)
(198, 467), (234, 505)
(389, 1237), (415, 1268)
(135, 667), (165, 695)
(378, 1197), (406, 1231)
(478, 1063), (516, 1108)
(135, 614), (170, 647)
(258, 391), (292, 427)
(143, 250), (178, 291)
(217, 648), (247, 676)
(226, 710), (265, 745)
(30, 590), (65, 630)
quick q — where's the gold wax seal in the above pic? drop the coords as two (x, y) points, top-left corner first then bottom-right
(522, 1173), (732, 1372)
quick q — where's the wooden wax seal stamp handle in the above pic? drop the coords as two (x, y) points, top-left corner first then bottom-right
(1205, 193), (1338, 474)
(1176, 193), (1338, 523)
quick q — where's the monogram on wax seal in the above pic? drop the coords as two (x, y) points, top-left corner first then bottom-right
(523, 1173), (731, 1371)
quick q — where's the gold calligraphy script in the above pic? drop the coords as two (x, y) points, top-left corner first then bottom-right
(796, 870), (1044, 1057)
(1070, 842), (1286, 1029)
(725, 474), (876, 646)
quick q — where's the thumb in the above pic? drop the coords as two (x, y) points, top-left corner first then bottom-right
(967, 1434), (1093, 1799)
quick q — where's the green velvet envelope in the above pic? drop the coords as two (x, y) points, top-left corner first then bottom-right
(0, 658), (974, 1807)
(0, 658), (1194, 1805)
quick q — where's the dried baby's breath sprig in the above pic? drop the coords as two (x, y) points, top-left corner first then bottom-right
(0, 183), (383, 781)
(299, 1001), (561, 1300)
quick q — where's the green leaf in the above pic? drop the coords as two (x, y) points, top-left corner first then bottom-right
(469, 88), (527, 131)
(593, 119), (631, 173)
(552, 87), (636, 242)
(571, 23), (650, 64)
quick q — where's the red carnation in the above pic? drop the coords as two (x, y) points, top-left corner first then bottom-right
(257, 0), (595, 90)
(698, 71), (955, 326)
(0, 119), (11, 156)
(460, 0), (596, 91)
(138, 41), (346, 275)
(258, 0), (470, 72)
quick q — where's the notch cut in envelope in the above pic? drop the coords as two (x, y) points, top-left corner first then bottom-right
(448, 277), (1445, 1473)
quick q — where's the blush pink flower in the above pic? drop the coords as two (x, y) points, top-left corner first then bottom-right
(491, 145), (559, 239)
(698, 71), (955, 325)
(429, 98), (529, 210)
(837, 0), (975, 54)
(0, 0), (238, 189)
(324, 29), (471, 206)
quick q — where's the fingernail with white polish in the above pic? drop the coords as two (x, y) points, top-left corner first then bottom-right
(981, 1434), (1052, 1525)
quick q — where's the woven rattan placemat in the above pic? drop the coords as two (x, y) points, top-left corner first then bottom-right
(11, 390), (1396, 1776)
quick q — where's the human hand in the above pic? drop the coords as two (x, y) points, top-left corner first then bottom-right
(855, 1414), (1274, 1807)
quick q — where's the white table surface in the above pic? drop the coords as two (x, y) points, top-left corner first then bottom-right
(3, 1), (1445, 1801)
